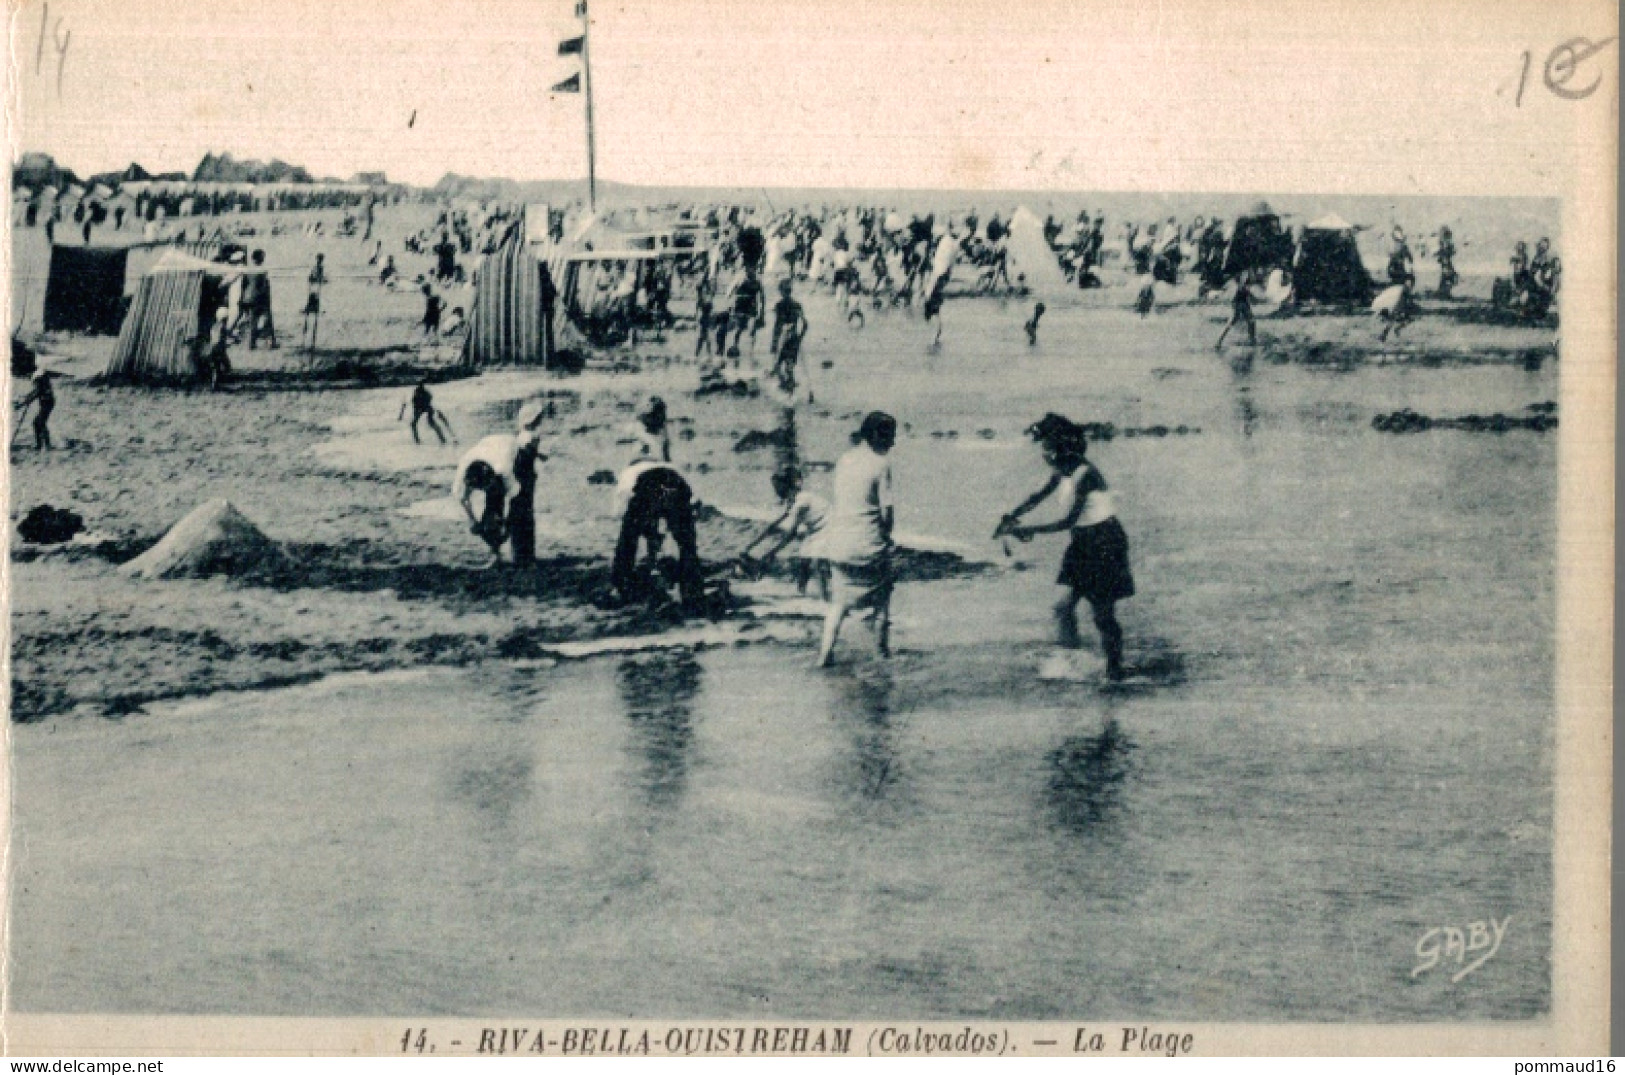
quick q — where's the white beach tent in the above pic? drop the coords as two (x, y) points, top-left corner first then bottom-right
(1005, 206), (1069, 295)
(524, 203), (553, 245)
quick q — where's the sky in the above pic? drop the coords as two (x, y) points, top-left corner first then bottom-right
(6, 0), (1613, 193)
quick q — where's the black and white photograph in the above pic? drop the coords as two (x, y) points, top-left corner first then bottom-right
(2, 0), (1613, 1056)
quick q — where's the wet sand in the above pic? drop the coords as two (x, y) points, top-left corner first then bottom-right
(12, 627), (1549, 1018)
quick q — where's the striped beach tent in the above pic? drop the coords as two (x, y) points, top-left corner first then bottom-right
(465, 220), (557, 368)
(180, 238), (225, 261)
(103, 251), (234, 384)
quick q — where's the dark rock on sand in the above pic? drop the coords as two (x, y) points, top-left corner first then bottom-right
(694, 376), (758, 399)
(17, 504), (85, 545)
(1372, 407), (1557, 434)
(733, 427), (795, 453)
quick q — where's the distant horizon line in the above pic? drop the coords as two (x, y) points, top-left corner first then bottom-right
(9, 154), (1560, 207)
(9, 158), (1560, 211)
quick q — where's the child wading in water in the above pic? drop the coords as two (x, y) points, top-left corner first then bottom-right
(922, 271), (949, 349)
(1024, 302), (1046, 345)
(740, 465), (831, 599)
(770, 278), (810, 398)
(817, 412), (897, 667)
(694, 275), (716, 359)
(1215, 273), (1257, 349)
(996, 413), (1135, 680)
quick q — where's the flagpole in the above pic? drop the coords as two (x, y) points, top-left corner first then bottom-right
(580, 1), (597, 213)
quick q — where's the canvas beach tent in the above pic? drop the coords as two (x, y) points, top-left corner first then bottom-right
(103, 250), (242, 384)
(524, 203), (553, 246)
(465, 220), (558, 367)
(1005, 206), (1069, 295)
(1222, 201), (1295, 281)
(43, 245), (130, 335)
(554, 247), (709, 352)
(1293, 214), (1374, 306)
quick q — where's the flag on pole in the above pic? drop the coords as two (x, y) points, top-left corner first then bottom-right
(550, 73), (581, 93)
(558, 35), (584, 54)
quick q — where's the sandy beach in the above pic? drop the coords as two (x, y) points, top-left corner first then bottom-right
(8, 194), (1561, 1018)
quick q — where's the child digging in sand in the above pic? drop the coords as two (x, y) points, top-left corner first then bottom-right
(453, 435), (517, 567)
(740, 465), (831, 600)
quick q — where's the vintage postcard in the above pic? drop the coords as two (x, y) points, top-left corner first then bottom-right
(1, 0), (1614, 1057)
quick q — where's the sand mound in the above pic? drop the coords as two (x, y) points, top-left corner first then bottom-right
(122, 499), (286, 580)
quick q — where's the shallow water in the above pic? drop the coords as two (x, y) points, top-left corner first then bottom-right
(11, 282), (1555, 1018)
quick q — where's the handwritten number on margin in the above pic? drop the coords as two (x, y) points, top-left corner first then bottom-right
(34, 3), (47, 75)
(1543, 36), (1616, 100)
(53, 20), (71, 98)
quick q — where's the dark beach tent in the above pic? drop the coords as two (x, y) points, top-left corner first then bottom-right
(43, 245), (129, 334)
(103, 250), (235, 384)
(1221, 201), (1295, 281)
(1294, 214), (1374, 306)
(465, 218), (558, 367)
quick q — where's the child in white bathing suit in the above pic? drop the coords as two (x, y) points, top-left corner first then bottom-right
(741, 466), (831, 599)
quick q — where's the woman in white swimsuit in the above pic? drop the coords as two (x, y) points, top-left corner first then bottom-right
(817, 412), (897, 667)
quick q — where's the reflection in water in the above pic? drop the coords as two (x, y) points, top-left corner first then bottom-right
(1234, 389), (1259, 440)
(492, 665), (549, 723)
(615, 651), (703, 809)
(830, 667), (902, 802)
(451, 755), (535, 828)
(1047, 718), (1136, 833)
(449, 667), (541, 829)
(1228, 343), (1259, 440)
(771, 406), (802, 476)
